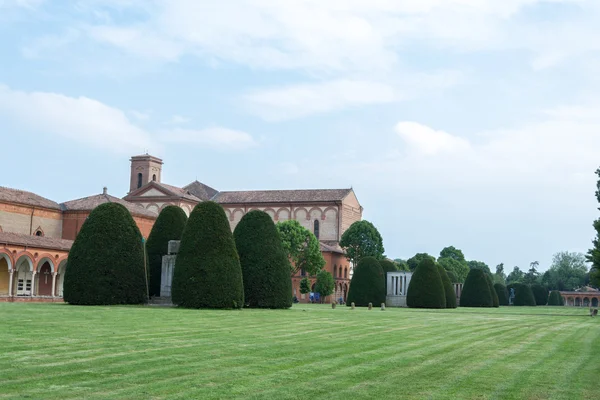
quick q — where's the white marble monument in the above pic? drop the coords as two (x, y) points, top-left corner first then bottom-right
(386, 271), (413, 307)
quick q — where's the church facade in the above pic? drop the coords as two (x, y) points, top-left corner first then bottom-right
(0, 155), (362, 303)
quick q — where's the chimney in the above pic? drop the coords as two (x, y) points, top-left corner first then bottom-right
(103, 187), (108, 195)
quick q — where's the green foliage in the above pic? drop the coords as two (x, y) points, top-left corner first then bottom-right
(315, 270), (335, 301)
(339, 220), (385, 266)
(460, 269), (493, 308)
(485, 274), (499, 308)
(346, 256), (386, 307)
(63, 203), (147, 305)
(587, 167), (600, 288)
(234, 210), (292, 309)
(276, 220), (325, 276)
(145, 205), (187, 297)
(446, 270), (458, 283)
(438, 257), (469, 283)
(437, 264), (457, 309)
(541, 252), (589, 291)
(506, 266), (525, 284)
(299, 277), (311, 294)
(172, 201), (244, 309)
(407, 253), (436, 272)
(494, 283), (509, 306)
(547, 290), (565, 306)
(531, 284), (548, 306)
(379, 259), (398, 291)
(513, 283), (536, 306)
(394, 259), (410, 271)
(524, 261), (540, 284)
(467, 260), (491, 275)
(406, 258), (446, 309)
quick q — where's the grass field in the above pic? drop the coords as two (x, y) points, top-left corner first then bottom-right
(0, 303), (598, 400)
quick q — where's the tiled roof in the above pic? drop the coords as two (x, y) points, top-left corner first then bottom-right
(0, 231), (73, 251)
(155, 183), (202, 202)
(320, 241), (345, 254)
(184, 180), (219, 201)
(61, 193), (158, 218)
(0, 186), (61, 210)
(213, 189), (352, 204)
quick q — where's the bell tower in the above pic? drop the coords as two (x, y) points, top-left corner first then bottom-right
(129, 154), (163, 193)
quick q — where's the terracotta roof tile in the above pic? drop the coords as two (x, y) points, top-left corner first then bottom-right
(155, 183), (202, 202)
(320, 241), (345, 254)
(0, 231), (73, 251)
(183, 180), (219, 201)
(213, 189), (352, 204)
(0, 186), (61, 210)
(61, 193), (157, 218)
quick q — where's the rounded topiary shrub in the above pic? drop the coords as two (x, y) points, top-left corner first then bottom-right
(406, 258), (446, 309)
(346, 256), (386, 307)
(172, 201), (244, 309)
(460, 269), (493, 307)
(446, 270), (459, 283)
(145, 205), (187, 297)
(513, 283), (536, 306)
(531, 284), (548, 306)
(63, 203), (147, 305)
(547, 290), (562, 306)
(437, 264), (457, 309)
(485, 274), (500, 308)
(380, 259), (399, 291)
(494, 283), (509, 306)
(233, 210), (292, 309)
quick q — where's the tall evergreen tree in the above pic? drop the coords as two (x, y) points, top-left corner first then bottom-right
(485, 273), (500, 308)
(346, 256), (386, 307)
(587, 167), (600, 288)
(145, 206), (187, 297)
(406, 258), (446, 309)
(437, 263), (457, 309)
(63, 203), (147, 305)
(460, 269), (493, 308)
(234, 210), (292, 309)
(172, 201), (244, 309)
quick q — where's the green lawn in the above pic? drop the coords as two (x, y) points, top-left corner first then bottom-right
(0, 303), (597, 400)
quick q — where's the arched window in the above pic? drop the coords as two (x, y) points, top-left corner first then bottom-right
(300, 269), (306, 277)
(333, 265), (337, 278)
(35, 230), (43, 237)
(137, 173), (143, 189)
(152, 174), (157, 182)
(314, 220), (320, 239)
(344, 267), (348, 279)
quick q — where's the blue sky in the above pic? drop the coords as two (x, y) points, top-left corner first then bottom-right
(2, 0), (600, 272)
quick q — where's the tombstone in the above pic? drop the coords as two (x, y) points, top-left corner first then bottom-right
(351, 302), (355, 310)
(385, 271), (413, 307)
(381, 303), (386, 311)
(368, 302), (373, 310)
(160, 240), (180, 298)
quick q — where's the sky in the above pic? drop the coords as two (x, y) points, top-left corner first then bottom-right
(1, 0), (600, 272)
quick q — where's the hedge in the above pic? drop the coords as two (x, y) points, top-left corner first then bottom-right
(494, 283), (509, 306)
(145, 205), (187, 297)
(346, 256), (386, 307)
(531, 284), (549, 306)
(437, 264), (457, 309)
(379, 259), (398, 291)
(406, 258), (446, 309)
(172, 201), (244, 309)
(460, 269), (493, 307)
(513, 283), (536, 306)
(548, 290), (565, 306)
(485, 274), (500, 308)
(63, 203), (147, 305)
(233, 210), (292, 309)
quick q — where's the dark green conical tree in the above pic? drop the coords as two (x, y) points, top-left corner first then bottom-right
(407, 258), (446, 309)
(172, 201), (244, 309)
(379, 259), (399, 291)
(437, 263), (457, 309)
(346, 256), (386, 307)
(494, 283), (509, 306)
(63, 203), (147, 305)
(485, 274), (500, 308)
(547, 290), (564, 306)
(460, 269), (493, 307)
(531, 284), (548, 306)
(145, 206), (187, 297)
(513, 283), (536, 306)
(233, 210), (292, 309)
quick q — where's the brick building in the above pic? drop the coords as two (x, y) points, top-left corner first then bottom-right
(0, 154), (362, 303)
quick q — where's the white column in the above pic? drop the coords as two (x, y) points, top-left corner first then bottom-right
(31, 271), (37, 296)
(8, 270), (13, 297)
(51, 272), (57, 298)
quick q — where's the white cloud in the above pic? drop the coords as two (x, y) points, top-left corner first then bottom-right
(0, 84), (157, 154)
(163, 127), (257, 151)
(396, 121), (471, 155)
(169, 114), (190, 124)
(0, 0), (44, 9)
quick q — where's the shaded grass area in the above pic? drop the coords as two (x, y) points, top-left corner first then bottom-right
(0, 304), (597, 399)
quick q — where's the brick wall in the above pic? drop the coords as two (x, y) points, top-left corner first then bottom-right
(0, 203), (62, 238)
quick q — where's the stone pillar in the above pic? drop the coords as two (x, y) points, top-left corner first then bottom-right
(8, 270), (13, 297)
(51, 272), (57, 298)
(31, 271), (37, 296)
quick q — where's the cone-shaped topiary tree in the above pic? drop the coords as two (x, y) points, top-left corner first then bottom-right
(446, 270), (459, 283)
(406, 258), (446, 309)
(63, 203), (147, 305)
(145, 205), (187, 297)
(531, 284), (548, 306)
(494, 283), (509, 306)
(172, 201), (244, 309)
(437, 263), (457, 309)
(233, 210), (292, 309)
(547, 290), (564, 306)
(485, 274), (500, 308)
(460, 269), (493, 307)
(346, 256), (386, 307)
(379, 259), (398, 291)
(513, 283), (536, 306)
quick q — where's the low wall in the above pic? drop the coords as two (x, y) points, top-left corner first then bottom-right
(0, 296), (64, 303)
(386, 295), (407, 308)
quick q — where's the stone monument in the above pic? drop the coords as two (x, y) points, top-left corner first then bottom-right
(160, 240), (180, 298)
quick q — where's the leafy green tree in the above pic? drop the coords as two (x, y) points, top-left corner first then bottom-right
(315, 270), (335, 302)
(541, 252), (588, 291)
(145, 205), (188, 297)
(407, 253), (436, 272)
(587, 167), (600, 288)
(437, 264), (457, 309)
(438, 257), (469, 283)
(340, 220), (385, 267)
(406, 258), (446, 309)
(394, 259), (410, 271)
(506, 266), (525, 284)
(64, 203), (147, 305)
(346, 256), (386, 307)
(460, 269), (493, 308)
(446, 270), (459, 283)
(494, 263), (507, 285)
(299, 277), (311, 295)
(524, 261), (540, 284)
(234, 210), (292, 309)
(467, 260), (491, 275)
(494, 283), (509, 306)
(531, 284), (548, 306)
(172, 201), (244, 309)
(276, 220), (325, 276)
(485, 274), (499, 308)
(440, 246), (466, 262)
